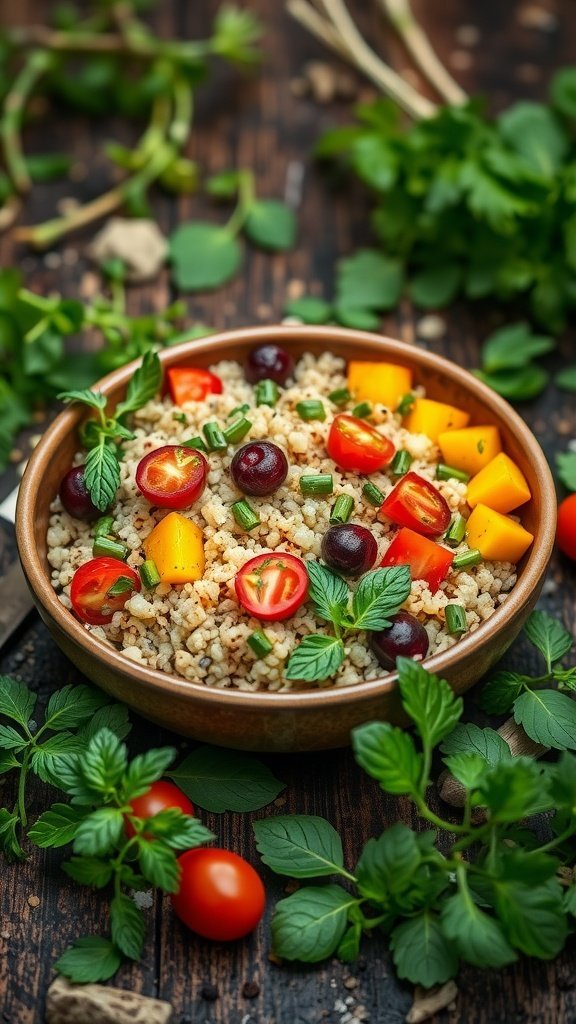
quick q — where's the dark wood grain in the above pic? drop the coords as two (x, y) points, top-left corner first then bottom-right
(1, 2), (576, 1023)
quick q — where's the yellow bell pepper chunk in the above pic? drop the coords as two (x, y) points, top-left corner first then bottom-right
(466, 504), (534, 563)
(347, 361), (413, 409)
(404, 398), (470, 443)
(143, 512), (205, 584)
(438, 425), (502, 477)
(467, 452), (531, 514)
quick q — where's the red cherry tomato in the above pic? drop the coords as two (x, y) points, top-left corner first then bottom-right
(167, 367), (223, 404)
(70, 557), (140, 625)
(557, 494), (576, 560)
(380, 471), (451, 537)
(326, 414), (395, 473)
(235, 553), (308, 621)
(381, 527), (453, 592)
(135, 445), (208, 509)
(125, 780), (194, 839)
(172, 848), (265, 941)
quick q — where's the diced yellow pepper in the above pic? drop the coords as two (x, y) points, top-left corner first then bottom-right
(403, 398), (470, 443)
(438, 425), (502, 477)
(467, 452), (531, 514)
(347, 361), (413, 410)
(143, 512), (205, 584)
(466, 504), (534, 562)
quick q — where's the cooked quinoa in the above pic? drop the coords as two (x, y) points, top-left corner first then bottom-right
(46, 352), (517, 692)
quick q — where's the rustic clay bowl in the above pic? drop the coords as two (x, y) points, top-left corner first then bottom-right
(16, 325), (556, 751)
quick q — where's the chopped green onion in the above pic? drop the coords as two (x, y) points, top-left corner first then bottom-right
(247, 629), (273, 658)
(330, 494), (355, 524)
(296, 400), (326, 421)
(255, 379), (279, 407)
(181, 436), (207, 453)
(203, 422), (227, 451)
(93, 515), (114, 538)
(352, 401), (372, 419)
(232, 499), (261, 531)
(93, 536), (129, 560)
(445, 604), (468, 636)
(328, 387), (351, 406)
(396, 393), (415, 416)
(362, 482), (385, 507)
(436, 463), (470, 483)
(173, 412), (187, 424)
(444, 514), (467, 547)
(452, 548), (482, 570)
(299, 474), (333, 496)
(391, 450), (413, 477)
(106, 575), (135, 597)
(139, 559), (161, 589)
(228, 403), (250, 419)
(223, 416), (252, 444)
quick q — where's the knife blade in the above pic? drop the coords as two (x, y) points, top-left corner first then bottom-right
(0, 484), (35, 648)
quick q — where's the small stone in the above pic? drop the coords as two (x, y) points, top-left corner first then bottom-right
(242, 981), (260, 999)
(455, 24), (480, 46)
(343, 977), (358, 990)
(355, 1007), (369, 1021)
(199, 983), (219, 1002)
(27, 895), (40, 908)
(416, 314), (446, 340)
(88, 217), (168, 283)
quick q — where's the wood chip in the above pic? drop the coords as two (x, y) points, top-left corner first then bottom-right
(406, 981), (458, 1023)
(46, 977), (173, 1024)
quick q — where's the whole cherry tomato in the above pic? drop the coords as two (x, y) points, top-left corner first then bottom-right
(125, 780), (194, 839)
(557, 494), (576, 560)
(70, 557), (140, 625)
(326, 414), (395, 473)
(172, 848), (265, 941)
(135, 445), (208, 509)
(380, 472), (451, 536)
(235, 553), (309, 621)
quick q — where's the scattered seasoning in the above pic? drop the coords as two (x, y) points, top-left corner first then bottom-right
(436, 462), (470, 483)
(299, 473), (333, 495)
(93, 536), (129, 560)
(296, 399), (326, 421)
(232, 499), (261, 531)
(362, 481), (384, 506)
(223, 416), (252, 444)
(247, 630), (273, 658)
(330, 494), (355, 524)
(203, 422), (228, 451)
(256, 378), (280, 407)
(444, 514), (467, 547)
(351, 400), (372, 419)
(396, 393), (415, 416)
(328, 387), (351, 405)
(182, 435), (207, 453)
(391, 450), (412, 476)
(139, 559), (161, 589)
(452, 548), (482, 569)
(445, 603), (468, 636)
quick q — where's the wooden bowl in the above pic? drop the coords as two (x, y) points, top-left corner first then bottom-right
(16, 326), (556, 751)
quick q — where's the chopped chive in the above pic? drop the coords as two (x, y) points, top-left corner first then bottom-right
(181, 435), (207, 453)
(296, 399), (326, 421)
(328, 387), (351, 406)
(203, 421), (227, 451)
(228, 403), (250, 419)
(232, 499), (261, 531)
(93, 515), (114, 538)
(255, 378), (279, 407)
(452, 548), (482, 570)
(330, 494), (355, 524)
(106, 575), (135, 597)
(391, 450), (413, 477)
(223, 416), (252, 444)
(362, 481), (385, 507)
(173, 412), (187, 424)
(445, 604), (468, 636)
(352, 401), (372, 419)
(299, 474), (333, 496)
(247, 629), (273, 658)
(93, 536), (129, 560)
(436, 463), (470, 483)
(444, 514), (467, 547)
(396, 393), (415, 416)
(139, 559), (161, 589)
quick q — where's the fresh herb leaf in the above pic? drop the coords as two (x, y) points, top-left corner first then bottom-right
(334, 306), (381, 331)
(555, 366), (576, 392)
(169, 223), (242, 291)
(352, 722), (422, 797)
(441, 891), (516, 969)
(513, 689), (576, 750)
(478, 758), (547, 820)
(0, 725), (28, 752)
(305, 562), (350, 626)
(355, 823), (421, 902)
(396, 657), (463, 752)
(138, 838), (180, 891)
(62, 857), (114, 889)
(76, 704), (131, 743)
(409, 264), (462, 308)
(110, 894), (147, 961)
(106, 576), (136, 597)
(54, 936), (123, 984)
(351, 566), (411, 631)
(441, 752), (488, 790)
(523, 609), (573, 670)
(79, 729), (128, 795)
(282, 296), (332, 324)
(271, 886), (358, 963)
(479, 671), (525, 714)
(84, 440), (121, 512)
(73, 807), (125, 857)
(243, 199), (296, 251)
(30, 733), (85, 786)
(28, 804), (86, 849)
(336, 249), (404, 312)
(481, 322), (555, 373)
(440, 723), (511, 765)
(44, 684), (110, 732)
(167, 745), (284, 812)
(57, 388), (107, 411)
(253, 816), (348, 879)
(556, 451), (576, 491)
(493, 879), (567, 959)
(475, 365), (549, 401)
(0, 675), (36, 727)
(390, 911), (459, 987)
(122, 746), (177, 801)
(115, 350), (162, 419)
(284, 635), (345, 682)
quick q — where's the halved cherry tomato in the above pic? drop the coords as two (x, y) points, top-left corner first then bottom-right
(557, 494), (576, 560)
(380, 471), (451, 536)
(172, 848), (265, 941)
(125, 780), (194, 840)
(167, 366), (223, 405)
(70, 557), (140, 625)
(326, 414), (395, 473)
(136, 445), (208, 509)
(381, 527), (453, 592)
(235, 552), (308, 621)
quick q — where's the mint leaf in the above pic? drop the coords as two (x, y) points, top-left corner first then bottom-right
(475, 365), (549, 401)
(80, 729), (127, 793)
(351, 566), (411, 631)
(409, 264), (462, 308)
(0, 808), (25, 861)
(442, 752), (488, 790)
(282, 296), (332, 324)
(55, 936), (123, 984)
(305, 562), (350, 625)
(441, 892), (516, 969)
(115, 350), (162, 419)
(28, 804), (86, 848)
(169, 223), (242, 291)
(122, 746), (177, 801)
(391, 911), (458, 987)
(479, 671), (525, 714)
(513, 689), (576, 749)
(271, 885), (358, 963)
(167, 745), (284, 812)
(396, 658), (463, 751)
(0, 724), (28, 752)
(62, 857), (114, 888)
(57, 388), (107, 411)
(334, 306), (380, 331)
(440, 723), (511, 765)
(244, 199), (296, 251)
(44, 684), (110, 731)
(551, 67), (576, 119)
(481, 322), (555, 373)
(494, 879), (567, 958)
(0, 750), (20, 774)
(205, 169), (243, 197)
(73, 807), (124, 856)
(478, 757), (547, 820)
(284, 635), (345, 682)
(556, 451), (576, 491)
(253, 815), (346, 879)
(0, 675), (36, 727)
(139, 808), (214, 849)
(498, 102), (568, 177)
(336, 249), (404, 312)
(355, 823), (421, 902)
(523, 610), (573, 669)
(337, 923), (362, 963)
(84, 438), (120, 512)
(352, 722), (422, 796)
(555, 366), (576, 392)
(31, 734), (85, 786)
(76, 703), (131, 743)
(138, 839), (179, 891)
(110, 893), (146, 961)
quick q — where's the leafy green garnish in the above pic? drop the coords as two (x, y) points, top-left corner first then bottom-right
(166, 745), (284, 812)
(556, 451), (576, 491)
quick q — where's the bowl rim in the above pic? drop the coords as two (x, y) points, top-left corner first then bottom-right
(16, 323), (556, 711)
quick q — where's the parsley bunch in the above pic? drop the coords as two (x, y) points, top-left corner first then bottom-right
(284, 562), (411, 682)
(255, 654), (576, 985)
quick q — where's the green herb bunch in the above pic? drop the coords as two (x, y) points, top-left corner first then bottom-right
(284, 562), (411, 682)
(255, 644), (576, 986)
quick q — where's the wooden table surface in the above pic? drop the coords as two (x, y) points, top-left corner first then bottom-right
(1, 1), (575, 1022)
